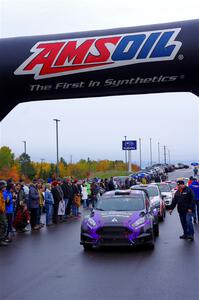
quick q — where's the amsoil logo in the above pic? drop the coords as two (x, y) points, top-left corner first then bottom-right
(14, 28), (182, 80)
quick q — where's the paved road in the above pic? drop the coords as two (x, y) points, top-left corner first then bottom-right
(0, 168), (199, 300)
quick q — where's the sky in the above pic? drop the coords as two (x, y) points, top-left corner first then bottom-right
(0, 0), (199, 166)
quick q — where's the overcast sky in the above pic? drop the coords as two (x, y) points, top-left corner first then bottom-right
(0, 0), (199, 166)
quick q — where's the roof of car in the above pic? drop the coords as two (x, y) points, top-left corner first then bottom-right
(102, 189), (146, 197)
(131, 184), (158, 188)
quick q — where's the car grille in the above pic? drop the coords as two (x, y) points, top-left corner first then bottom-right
(96, 226), (132, 239)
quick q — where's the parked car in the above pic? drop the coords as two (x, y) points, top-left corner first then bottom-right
(80, 189), (159, 250)
(152, 182), (173, 207)
(131, 184), (166, 221)
(166, 181), (177, 198)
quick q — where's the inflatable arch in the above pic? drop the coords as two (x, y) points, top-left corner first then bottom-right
(1, 19), (199, 120)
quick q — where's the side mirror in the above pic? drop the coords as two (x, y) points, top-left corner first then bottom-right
(139, 211), (146, 217)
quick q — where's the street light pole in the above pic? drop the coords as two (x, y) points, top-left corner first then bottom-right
(124, 135), (127, 170)
(164, 145), (167, 164)
(139, 138), (142, 170)
(53, 119), (60, 177)
(158, 142), (160, 164)
(22, 140), (26, 154)
(150, 138), (152, 166)
(167, 149), (171, 164)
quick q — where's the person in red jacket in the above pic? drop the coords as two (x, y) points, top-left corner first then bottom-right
(13, 202), (30, 232)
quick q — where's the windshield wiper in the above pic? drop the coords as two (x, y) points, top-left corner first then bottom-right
(95, 208), (104, 211)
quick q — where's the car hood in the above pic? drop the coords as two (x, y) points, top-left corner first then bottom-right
(150, 195), (160, 203)
(93, 210), (141, 226)
(161, 192), (172, 197)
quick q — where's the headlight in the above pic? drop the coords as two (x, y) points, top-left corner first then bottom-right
(132, 217), (146, 228)
(87, 218), (97, 228)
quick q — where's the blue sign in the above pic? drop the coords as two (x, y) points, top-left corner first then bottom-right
(122, 140), (137, 150)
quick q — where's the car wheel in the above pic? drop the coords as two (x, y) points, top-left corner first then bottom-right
(83, 244), (93, 251)
(159, 208), (165, 222)
(154, 223), (159, 237)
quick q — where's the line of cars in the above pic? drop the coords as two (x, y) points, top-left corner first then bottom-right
(80, 180), (177, 251)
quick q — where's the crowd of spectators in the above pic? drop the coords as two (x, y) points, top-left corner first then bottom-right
(0, 176), (134, 246)
(0, 171), (171, 247)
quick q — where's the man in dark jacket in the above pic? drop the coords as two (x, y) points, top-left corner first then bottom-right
(169, 180), (195, 240)
(29, 179), (40, 230)
(61, 178), (74, 217)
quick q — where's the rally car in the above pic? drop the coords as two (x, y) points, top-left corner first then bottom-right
(131, 184), (166, 221)
(80, 189), (159, 250)
(152, 182), (173, 207)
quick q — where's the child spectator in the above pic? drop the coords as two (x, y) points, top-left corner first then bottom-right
(13, 203), (30, 232)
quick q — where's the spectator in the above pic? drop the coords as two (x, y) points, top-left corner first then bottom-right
(37, 180), (45, 227)
(108, 177), (115, 191)
(81, 182), (89, 208)
(20, 180), (30, 209)
(125, 177), (130, 189)
(72, 179), (81, 217)
(14, 182), (26, 213)
(51, 180), (63, 223)
(44, 184), (54, 226)
(64, 178), (74, 218)
(188, 176), (194, 186)
(13, 203), (30, 232)
(161, 174), (167, 182)
(194, 167), (198, 177)
(189, 178), (199, 223)
(90, 179), (100, 208)
(29, 179), (40, 230)
(3, 183), (15, 242)
(104, 178), (109, 191)
(154, 174), (161, 183)
(0, 181), (9, 246)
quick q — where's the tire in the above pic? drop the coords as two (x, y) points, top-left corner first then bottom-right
(159, 207), (165, 222)
(146, 230), (155, 250)
(83, 244), (93, 251)
(154, 223), (159, 237)
(148, 242), (155, 250)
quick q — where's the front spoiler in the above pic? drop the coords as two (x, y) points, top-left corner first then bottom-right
(80, 232), (153, 247)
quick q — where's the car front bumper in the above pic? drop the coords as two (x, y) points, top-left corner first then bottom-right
(80, 227), (153, 247)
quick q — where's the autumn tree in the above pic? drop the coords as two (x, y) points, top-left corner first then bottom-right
(0, 146), (14, 170)
(18, 153), (36, 179)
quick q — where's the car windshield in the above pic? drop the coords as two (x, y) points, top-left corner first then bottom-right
(168, 182), (177, 189)
(158, 184), (171, 192)
(96, 196), (145, 211)
(146, 186), (159, 197)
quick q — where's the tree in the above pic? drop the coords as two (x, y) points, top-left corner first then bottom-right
(18, 153), (36, 179)
(0, 146), (14, 170)
(60, 157), (67, 167)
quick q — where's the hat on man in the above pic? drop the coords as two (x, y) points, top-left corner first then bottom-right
(177, 180), (185, 185)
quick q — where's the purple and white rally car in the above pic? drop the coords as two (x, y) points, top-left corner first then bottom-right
(80, 189), (159, 250)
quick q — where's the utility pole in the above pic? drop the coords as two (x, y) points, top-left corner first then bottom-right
(53, 119), (60, 177)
